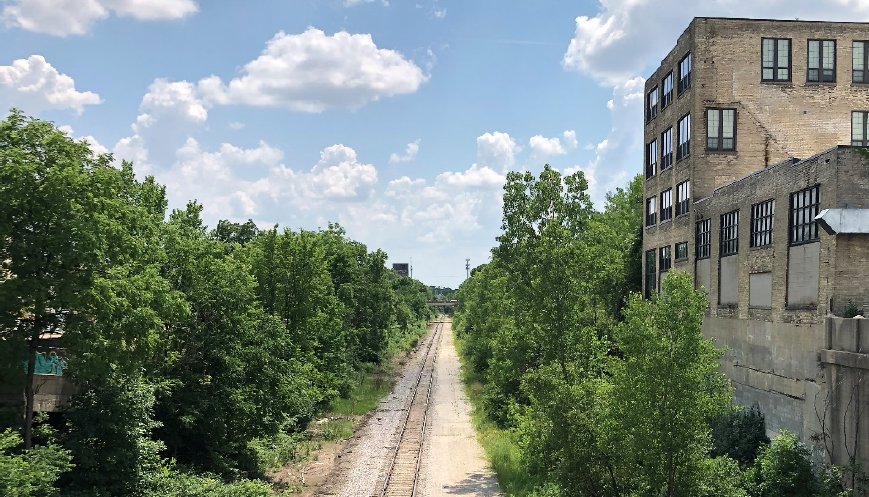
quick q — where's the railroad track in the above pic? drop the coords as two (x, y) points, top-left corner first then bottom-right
(378, 319), (443, 497)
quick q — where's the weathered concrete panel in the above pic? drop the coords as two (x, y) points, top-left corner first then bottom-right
(719, 255), (739, 305)
(749, 272), (772, 308)
(696, 258), (711, 293)
(787, 242), (820, 307)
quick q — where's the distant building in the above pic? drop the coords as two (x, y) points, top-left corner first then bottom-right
(392, 263), (410, 277)
(643, 17), (869, 468)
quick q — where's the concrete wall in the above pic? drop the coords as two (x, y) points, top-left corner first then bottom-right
(750, 272), (773, 307)
(720, 255), (740, 304)
(787, 242), (821, 307)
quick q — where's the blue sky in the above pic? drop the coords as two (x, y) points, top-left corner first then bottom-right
(2, 0), (868, 288)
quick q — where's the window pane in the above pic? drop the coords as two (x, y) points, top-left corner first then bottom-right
(823, 41), (835, 70)
(778, 39), (789, 67)
(763, 68), (773, 80)
(853, 112), (864, 142)
(763, 39), (774, 66)
(855, 42), (865, 71)
(723, 110), (734, 138)
(808, 40), (819, 69)
(707, 109), (719, 138)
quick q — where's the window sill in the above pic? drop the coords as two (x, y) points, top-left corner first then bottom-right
(706, 149), (737, 155)
(789, 239), (820, 247)
(785, 304), (818, 311)
(675, 258), (689, 264)
(749, 306), (772, 310)
(749, 244), (772, 251)
(760, 80), (793, 85)
(720, 253), (738, 258)
(659, 218), (673, 225)
(805, 81), (837, 86)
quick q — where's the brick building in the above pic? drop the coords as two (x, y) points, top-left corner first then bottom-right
(642, 17), (869, 467)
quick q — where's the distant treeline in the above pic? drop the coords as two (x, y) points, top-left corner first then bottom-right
(0, 110), (433, 496)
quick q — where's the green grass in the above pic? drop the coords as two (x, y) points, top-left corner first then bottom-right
(453, 330), (538, 497)
(320, 420), (355, 441)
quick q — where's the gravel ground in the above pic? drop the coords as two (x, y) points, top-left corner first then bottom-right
(418, 320), (502, 497)
(315, 328), (437, 497)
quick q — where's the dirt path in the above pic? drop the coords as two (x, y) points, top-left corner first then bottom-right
(418, 319), (502, 497)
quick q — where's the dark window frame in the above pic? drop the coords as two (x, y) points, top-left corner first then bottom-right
(678, 52), (692, 94)
(854, 41), (869, 83)
(646, 86), (659, 122)
(659, 245), (672, 273)
(677, 113), (691, 160)
(789, 185), (820, 245)
(660, 188), (673, 222)
(661, 128), (673, 169)
(762, 37), (792, 82)
(720, 210), (739, 257)
(675, 241), (689, 262)
(661, 72), (674, 108)
(707, 108), (737, 151)
(644, 249), (656, 299)
(853, 110), (869, 146)
(646, 196), (657, 227)
(675, 180), (690, 217)
(750, 199), (775, 248)
(696, 219), (711, 260)
(807, 39), (836, 83)
(646, 138), (658, 179)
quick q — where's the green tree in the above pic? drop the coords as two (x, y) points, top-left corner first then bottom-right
(752, 431), (820, 497)
(612, 272), (731, 496)
(0, 428), (71, 497)
(0, 110), (170, 448)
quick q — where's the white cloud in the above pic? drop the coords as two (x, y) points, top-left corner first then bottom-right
(140, 78), (207, 125)
(344, 0), (388, 6)
(0, 55), (101, 114)
(58, 124), (109, 155)
(436, 164), (505, 188)
(1, 0), (197, 37)
(563, 130), (578, 149)
(389, 139), (420, 163)
(198, 28), (428, 113)
(433, 8), (446, 18)
(529, 135), (566, 157)
(476, 131), (520, 171)
(229, 121), (245, 130)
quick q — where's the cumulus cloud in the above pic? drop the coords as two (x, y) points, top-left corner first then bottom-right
(0, 55), (101, 114)
(389, 139), (420, 163)
(529, 135), (566, 156)
(198, 28), (428, 113)
(1, 0), (197, 37)
(58, 124), (109, 155)
(476, 131), (520, 171)
(563, 130), (578, 149)
(436, 164), (505, 188)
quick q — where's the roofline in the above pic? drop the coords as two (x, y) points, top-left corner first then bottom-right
(693, 16), (869, 26)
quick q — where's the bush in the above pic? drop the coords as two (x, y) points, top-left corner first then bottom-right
(148, 469), (270, 497)
(0, 429), (71, 497)
(711, 404), (770, 466)
(752, 431), (819, 497)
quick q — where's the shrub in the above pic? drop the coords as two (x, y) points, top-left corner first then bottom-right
(711, 404), (770, 466)
(752, 431), (819, 497)
(0, 428), (71, 497)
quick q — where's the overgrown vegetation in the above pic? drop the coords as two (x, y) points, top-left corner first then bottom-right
(0, 111), (433, 496)
(455, 166), (858, 496)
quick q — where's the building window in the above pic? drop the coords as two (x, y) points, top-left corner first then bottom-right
(790, 185), (820, 245)
(661, 72), (674, 108)
(678, 52), (692, 94)
(720, 210), (739, 257)
(676, 180), (690, 216)
(646, 87), (659, 121)
(807, 39), (836, 82)
(675, 241), (689, 261)
(660, 189), (673, 222)
(854, 41), (869, 83)
(659, 245), (672, 273)
(644, 249), (656, 298)
(661, 128), (673, 169)
(696, 219), (711, 260)
(646, 139), (658, 178)
(853, 111), (869, 146)
(762, 38), (791, 82)
(646, 196), (657, 227)
(677, 113), (691, 160)
(750, 199), (775, 248)
(707, 108), (736, 151)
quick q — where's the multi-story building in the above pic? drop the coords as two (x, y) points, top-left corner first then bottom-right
(642, 17), (869, 467)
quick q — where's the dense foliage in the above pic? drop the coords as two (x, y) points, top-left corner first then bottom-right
(0, 111), (432, 495)
(455, 166), (852, 496)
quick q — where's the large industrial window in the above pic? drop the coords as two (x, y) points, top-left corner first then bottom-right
(678, 52), (692, 94)
(790, 185), (820, 245)
(808, 39), (836, 82)
(750, 199), (775, 248)
(646, 86), (659, 121)
(707, 108), (736, 151)
(646, 139), (658, 178)
(853, 111), (869, 146)
(646, 196), (657, 227)
(660, 188), (673, 222)
(677, 113), (691, 160)
(854, 41), (869, 83)
(661, 128), (673, 169)
(644, 249), (656, 298)
(659, 245), (672, 272)
(675, 241), (689, 261)
(720, 210), (739, 256)
(675, 180), (690, 217)
(762, 38), (791, 82)
(696, 219), (711, 259)
(661, 72), (674, 108)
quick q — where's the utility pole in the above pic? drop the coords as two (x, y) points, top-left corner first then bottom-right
(465, 258), (470, 280)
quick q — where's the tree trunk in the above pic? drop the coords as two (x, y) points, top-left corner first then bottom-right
(23, 324), (39, 449)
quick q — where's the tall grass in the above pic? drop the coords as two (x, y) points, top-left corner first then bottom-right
(453, 331), (537, 497)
